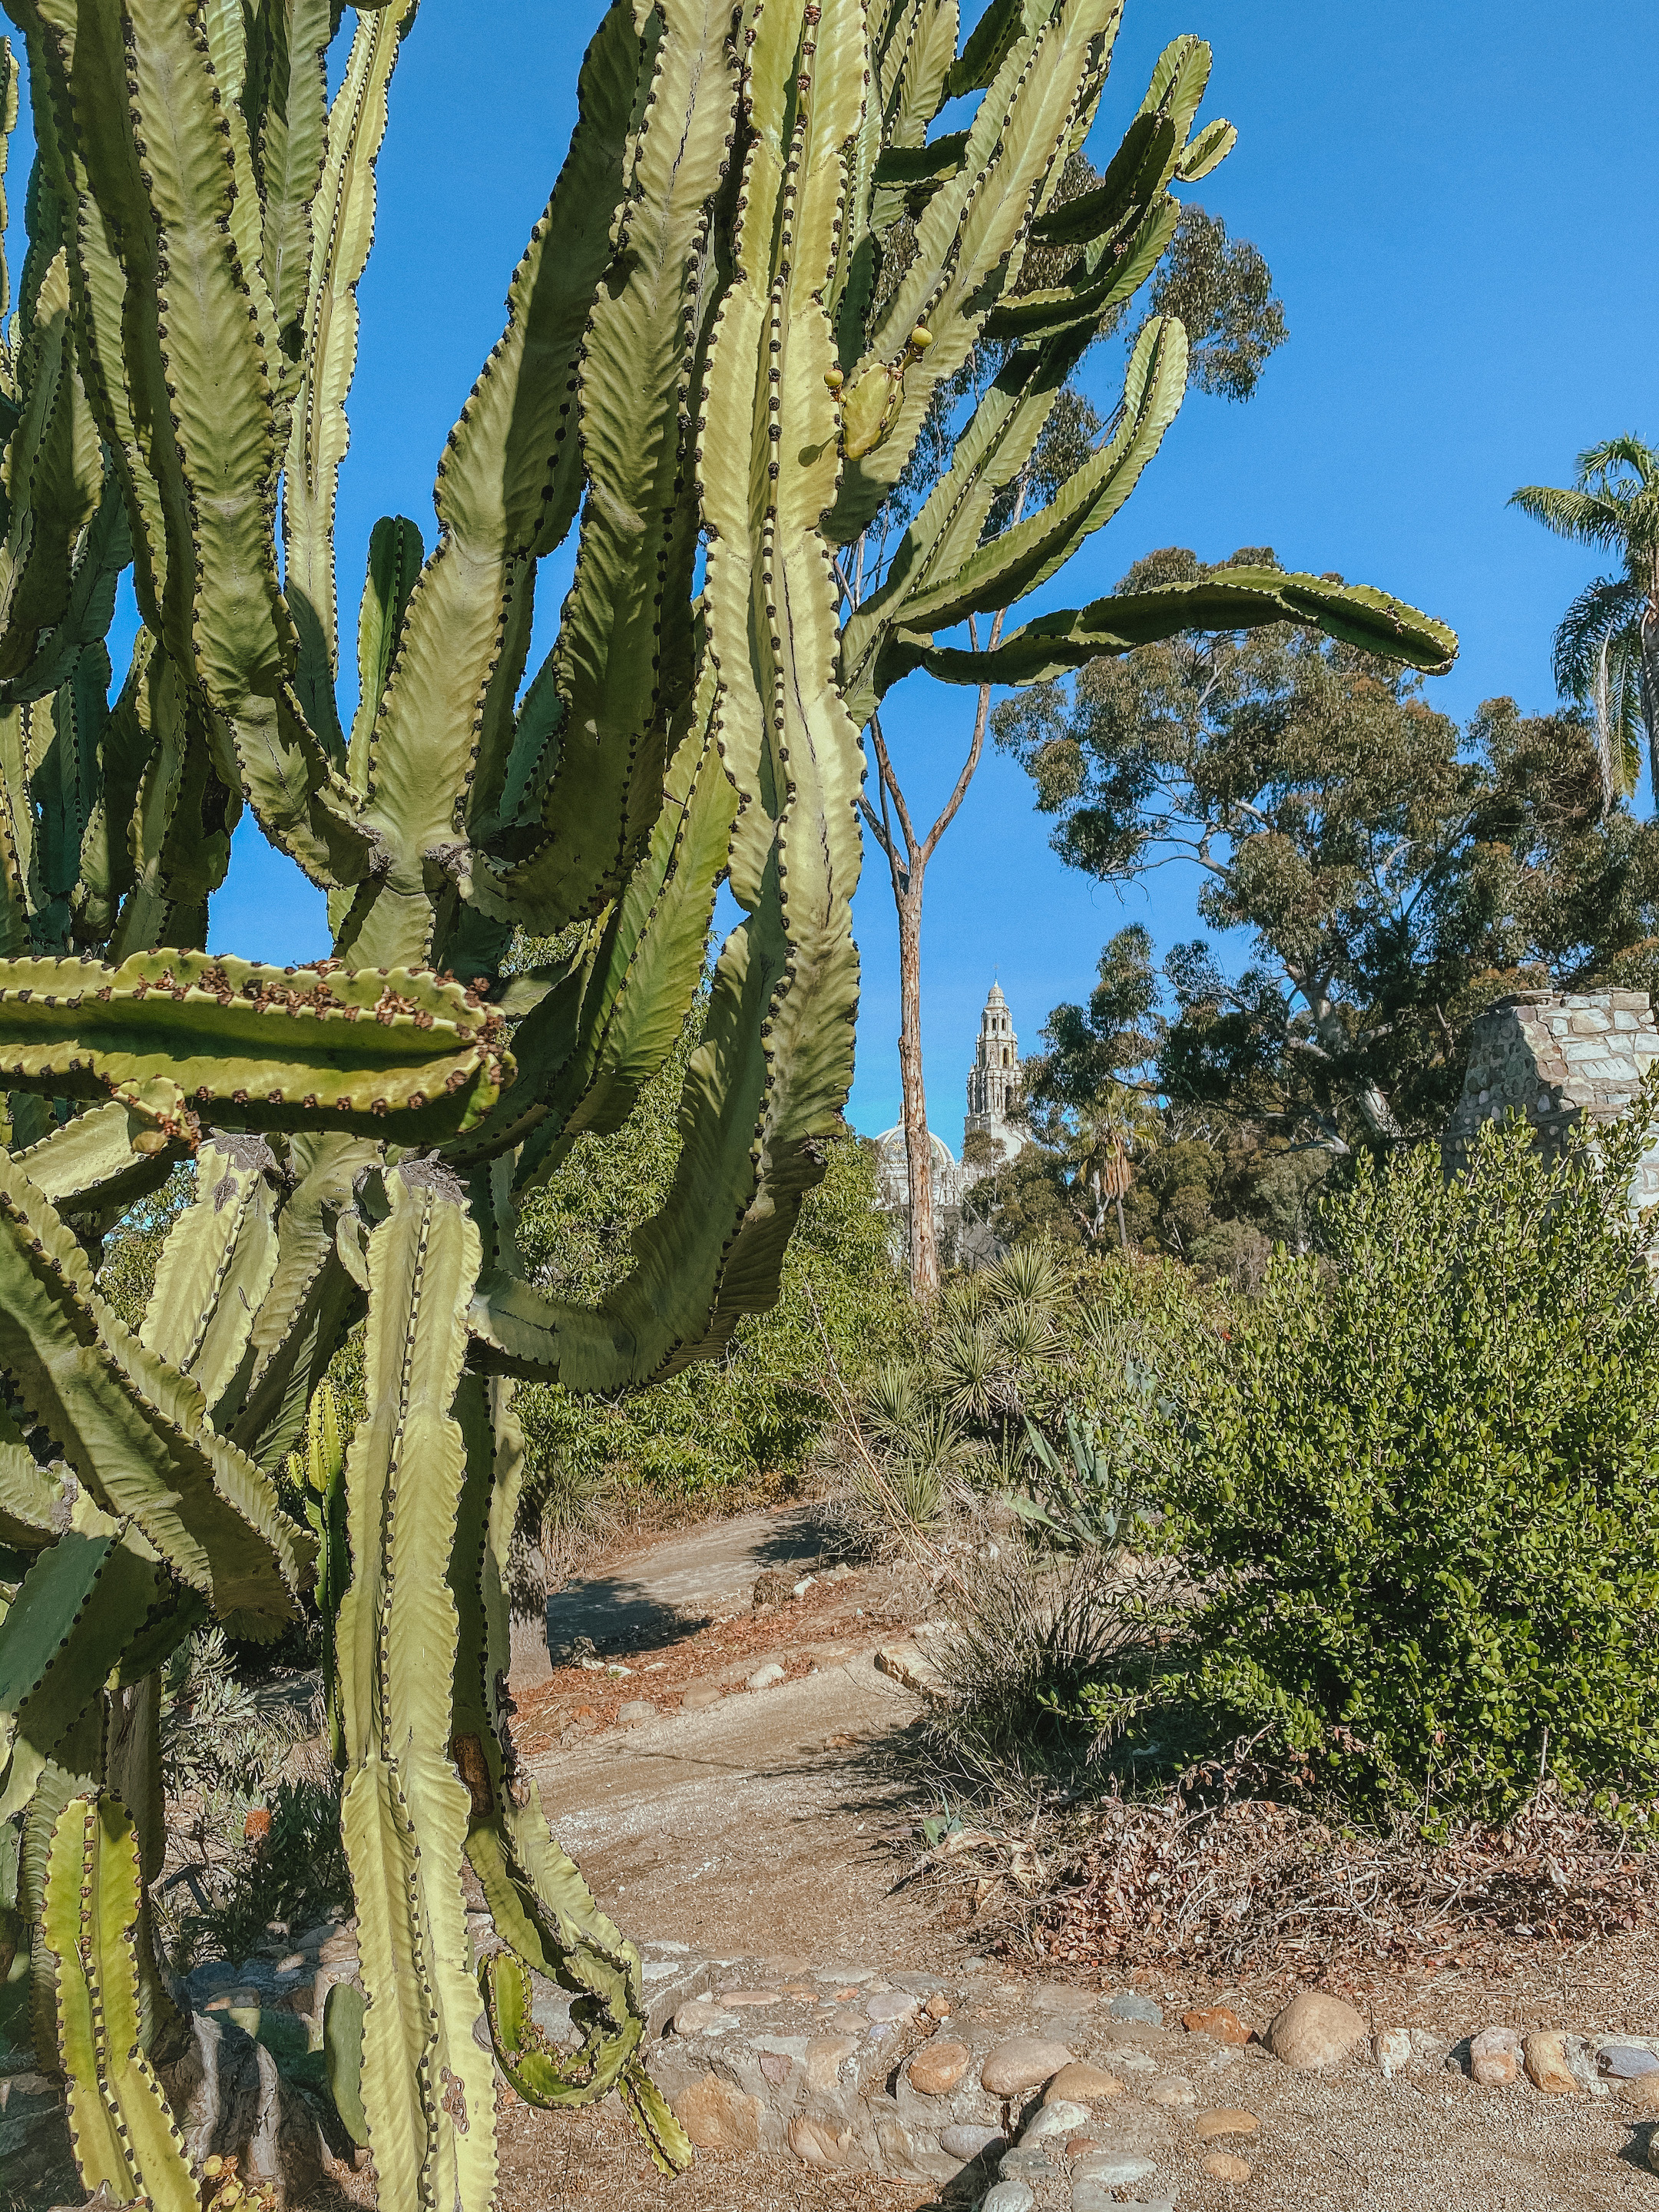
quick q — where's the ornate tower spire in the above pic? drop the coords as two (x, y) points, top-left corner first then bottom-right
(965, 980), (1022, 1163)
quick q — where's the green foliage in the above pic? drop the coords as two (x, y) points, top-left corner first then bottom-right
(516, 1034), (910, 1507)
(845, 1242), (1204, 1532)
(1015, 1408), (1151, 1550)
(167, 1778), (349, 1979)
(1512, 434), (1659, 807)
(1147, 1114), (1659, 1822)
(158, 1628), (315, 1806)
(996, 551), (1659, 1148)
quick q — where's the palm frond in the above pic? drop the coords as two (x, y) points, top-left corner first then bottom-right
(1576, 435), (1659, 495)
(1510, 482), (1632, 551)
(1551, 573), (1646, 697)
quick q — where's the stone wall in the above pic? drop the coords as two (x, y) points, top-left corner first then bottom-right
(1445, 988), (1659, 1216)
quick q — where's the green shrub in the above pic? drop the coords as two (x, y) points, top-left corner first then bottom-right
(516, 1092), (911, 1510)
(1144, 1111), (1659, 1823)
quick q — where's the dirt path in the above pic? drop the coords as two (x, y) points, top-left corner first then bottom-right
(499, 1512), (1659, 2212)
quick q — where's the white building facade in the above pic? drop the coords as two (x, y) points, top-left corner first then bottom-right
(875, 982), (1023, 1260)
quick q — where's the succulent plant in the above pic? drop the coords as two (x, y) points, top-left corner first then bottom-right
(0, 3), (1454, 2207)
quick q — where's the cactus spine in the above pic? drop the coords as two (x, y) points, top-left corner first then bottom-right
(0, 4), (1454, 2207)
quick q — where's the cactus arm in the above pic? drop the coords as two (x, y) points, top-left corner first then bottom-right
(105, 656), (237, 960)
(0, 950), (512, 1145)
(452, 1373), (686, 2166)
(284, 5), (417, 760)
(942, 0), (1025, 96)
(223, 1131), (375, 1452)
(468, 0), (870, 1393)
(0, 1509), (162, 1823)
(339, 0), (644, 971)
(336, 1163), (495, 2212)
(0, 243), (103, 684)
(139, 1135), (283, 1416)
(11, 1099), (187, 1216)
(345, 513), (423, 795)
(11, 0), (377, 890)
(0, 1399), (65, 1548)
(870, 316), (1188, 660)
(71, 626), (155, 946)
(16, 1692), (95, 2070)
(0, 37), (15, 384)
(839, 328), (1091, 725)
(0, 1153), (309, 1630)
(41, 1790), (198, 2209)
(25, 641), (111, 952)
(828, 0), (1124, 540)
(449, 689), (735, 1179)
(892, 566), (1462, 687)
(985, 190), (1177, 339)
(2, 475), (131, 712)
(253, 0), (334, 383)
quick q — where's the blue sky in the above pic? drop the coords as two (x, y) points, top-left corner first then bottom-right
(22, 4), (1655, 1141)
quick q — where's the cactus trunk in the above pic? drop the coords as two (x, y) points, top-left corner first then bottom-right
(0, 3), (1455, 2204)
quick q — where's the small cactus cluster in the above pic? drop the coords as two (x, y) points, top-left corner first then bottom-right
(0, 4), (1453, 2208)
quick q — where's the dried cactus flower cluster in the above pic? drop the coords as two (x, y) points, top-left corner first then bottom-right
(0, 2), (1453, 2207)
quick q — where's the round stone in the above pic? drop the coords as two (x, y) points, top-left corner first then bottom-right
(1194, 2108), (1259, 2141)
(1108, 1992), (1164, 2027)
(866, 1989), (918, 2022)
(1045, 2061), (1124, 2104)
(671, 1999), (739, 2036)
(616, 1700), (656, 1724)
(939, 2122), (1005, 2161)
(1072, 2151), (1157, 2187)
(1616, 2072), (1659, 2115)
(1601, 2043), (1659, 2080)
(980, 2185), (1035, 2212)
(681, 1683), (724, 1712)
(1373, 2028), (1413, 2078)
(980, 2036), (1075, 2096)
(1182, 2005), (1250, 2045)
(1020, 2099), (1090, 2144)
(909, 2038), (971, 2095)
(746, 1661), (786, 1690)
(1146, 2078), (1195, 2106)
(1522, 2031), (1578, 2094)
(1470, 2026), (1520, 2085)
(1204, 2151), (1253, 2182)
(1265, 1989), (1368, 2070)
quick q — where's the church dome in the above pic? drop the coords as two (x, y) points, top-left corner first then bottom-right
(876, 1124), (958, 1173)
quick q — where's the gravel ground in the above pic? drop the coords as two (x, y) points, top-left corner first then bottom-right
(487, 1520), (1659, 2210)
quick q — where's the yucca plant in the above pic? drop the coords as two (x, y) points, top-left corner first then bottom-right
(0, 2), (1453, 2206)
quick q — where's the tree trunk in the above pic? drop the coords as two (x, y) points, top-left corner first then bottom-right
(896, 876), (939, 1300)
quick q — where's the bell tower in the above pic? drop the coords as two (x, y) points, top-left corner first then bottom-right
(965, 981), (1022, 1164)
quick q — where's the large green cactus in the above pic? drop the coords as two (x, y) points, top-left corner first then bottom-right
(0, 4), (1455, 2207)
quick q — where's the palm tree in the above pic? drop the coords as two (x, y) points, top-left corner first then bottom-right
(1512, 436), (1659, 813)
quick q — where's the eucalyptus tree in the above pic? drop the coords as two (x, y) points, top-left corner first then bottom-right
(0, 3), (1452, 2207)
(1513, 435), (1659, 813)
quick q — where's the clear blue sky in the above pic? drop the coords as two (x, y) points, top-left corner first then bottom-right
(22, 4), (1654, 1142)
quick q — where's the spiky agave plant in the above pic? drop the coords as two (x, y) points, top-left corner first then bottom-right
(0, 2), (1454, 2206)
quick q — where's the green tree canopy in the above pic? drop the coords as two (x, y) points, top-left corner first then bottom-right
(994, 547), (1659, 1152)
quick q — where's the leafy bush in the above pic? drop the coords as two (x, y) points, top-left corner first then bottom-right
(514, 996), (911, 1508)
(1141, 1112), (1659, 1822)
(167, 1780), (350, 1973)
(839, 1243), (1210, 1539)
(925, 1547), (1169, 1794)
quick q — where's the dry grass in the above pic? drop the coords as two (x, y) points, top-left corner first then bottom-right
(909, 1757), (1659, 1984)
